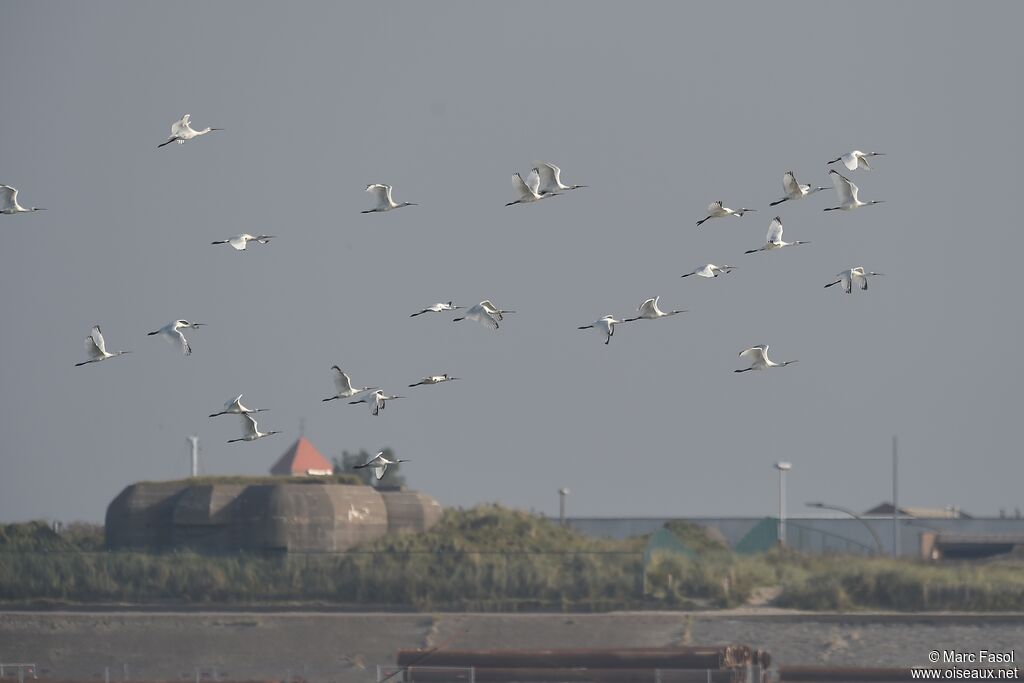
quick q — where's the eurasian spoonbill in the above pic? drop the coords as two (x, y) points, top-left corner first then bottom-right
(147, 320), (204, 356)
(735, 345), (798, 373)
(75, 326), (130, 367)
(745, 217), (809, 253)
(157, 114), (222, 147)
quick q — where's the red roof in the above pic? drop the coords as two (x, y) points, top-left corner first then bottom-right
(270, 437), (333, 476)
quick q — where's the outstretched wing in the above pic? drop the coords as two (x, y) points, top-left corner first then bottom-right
(535, 162), (560, 192)
(469, 305), (499, 330)
(526, 169), (541, 195)
(739, 345), (768, 363)
(83, 335), (104, 361)
(170, 114), (190, 136)
(239, 412), (258, 438)
(767, 217), (784, 245)
(782, 171), (800, 196)
(830, 170), (855, 204)
(366, 184), (390, 209)
(512, 173), (532, 199)
(228, 235), (248, 250)
(372, 463), (388, 480)
(333, 368), (355, 395)
(638, 298), (657, 316)
(90, 325), (108, 355)
(0, 185), (17, 211)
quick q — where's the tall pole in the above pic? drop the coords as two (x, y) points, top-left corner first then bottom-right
(558, 488), (569, 526)
(775, 462), (791, 546)
(779, 469), (786, 545)
(188, 435), (199, 478)
(892, 435), (899, 558)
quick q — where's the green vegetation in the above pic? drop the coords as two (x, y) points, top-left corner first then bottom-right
(1, 511), (1022, 611)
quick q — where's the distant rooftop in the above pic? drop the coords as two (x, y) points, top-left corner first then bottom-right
(864, 502), (972, 519)
(270, 436), (334, 476)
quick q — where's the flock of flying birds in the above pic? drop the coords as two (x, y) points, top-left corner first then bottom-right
(2, 112), (887, 479)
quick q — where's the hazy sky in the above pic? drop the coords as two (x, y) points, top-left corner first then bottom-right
(2, 2), (1022, 524)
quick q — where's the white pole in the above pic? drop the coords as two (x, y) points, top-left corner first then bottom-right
(187, 436), (199, 478)
(779, 468), (786, 546)
(892, 435), (899, 558)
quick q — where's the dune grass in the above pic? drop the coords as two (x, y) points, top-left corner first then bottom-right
(1, 510), (1022, 610)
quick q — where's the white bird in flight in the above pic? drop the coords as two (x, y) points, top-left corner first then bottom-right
(410, 301), (462, 317)
(75, 325), (130, 367)
(147, 320), (204, 355)
(211, 234), (274, 251)
(157, 114), (222, 148)
(824, 169), (884, 212)
(227, 413), (281, 443)
(624, 296), (687, 322)
(681, 264), (736, 279)
(745, 217), (809, 254)
(353, 451), (409, 480)
(453, 300), (514, 330)
(696, 201), (755, 227)
(0, 185), (45, 214)
(735, 345), (798, 373)
(534, 162), (587, 193)
(825, 267), (884, 293)
(827, 150), (885, 171)
(506, 169), (559, 206)
(209, 394), (268, 418)
(322, 367), (377, 402)
(362, 184), (417, 213)
(349, 389), (405, 416)
(578, 315), (625, 345)
(770, 171), (829, 206)
(409, 373), (459, 388)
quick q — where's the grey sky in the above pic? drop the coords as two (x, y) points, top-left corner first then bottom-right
(1, 2), (1022, 523)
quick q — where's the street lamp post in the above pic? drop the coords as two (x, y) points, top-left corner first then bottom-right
(806, 501), (885, 555)
(558, 488), (570, 526)
(775, 462), (792, 546)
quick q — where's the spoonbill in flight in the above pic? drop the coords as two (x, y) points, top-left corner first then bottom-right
(349, 389), (405, 416)
(409, 374), (459, 387)
(157, 114), (222, 148)
(353, 451), (409, 480)
(362, 184), (417, 213)
(745, 217), (809, 253)
(824, 267), (884, 293)
(506, 169), (559, 206)
(827, 150), (885, 171)
(824, 169), (884, 212)
(735, 345), (798, 373)
(534, 162), (587, 193)
(209, 394), (268, 418)
(211, 234), (274, 250)
(227, 413), (281, 443)
(453, 301), (514, 330)
(770, 171), (829, 206)
(410, 301), (462, 317)
(0, 185), (45, 214)
(696, 201), (755, 227)
(75, 325), (130, 367)
(322, 367), (377, 402)
(624, 296), (686, 322)
(578, 315), (625, 345)
(681, 264), (736, 279)
(147, 320), (204, 356)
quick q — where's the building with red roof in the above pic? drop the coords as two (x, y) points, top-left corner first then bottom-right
(270, 437), (334, 476)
